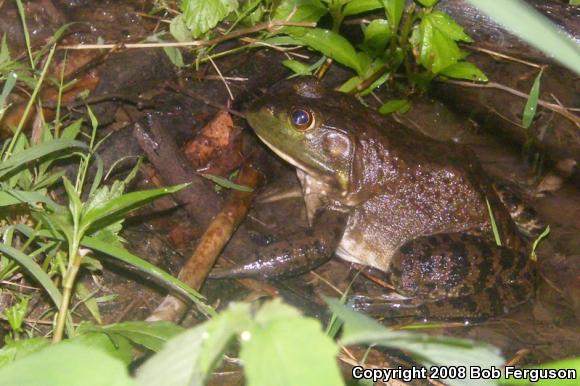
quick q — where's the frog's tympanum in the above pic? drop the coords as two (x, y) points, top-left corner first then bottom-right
(213, 77), (537, 319)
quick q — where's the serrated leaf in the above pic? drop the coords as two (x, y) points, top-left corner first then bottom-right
(427, 11), (473, 42)
(414, 16), (463, 73)
(522, 70), (542, 129)
(136, 303), (252, 386)
(440, 61), (488, 82)
(241, 300), (344, 386)
(181, 0), (239, 38)
(379, 99), (411, 114)
(0, 342), (134, 386)
(289, 28), (363, 75)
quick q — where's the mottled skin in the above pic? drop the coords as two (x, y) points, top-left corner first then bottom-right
(212, 77), (536, 318)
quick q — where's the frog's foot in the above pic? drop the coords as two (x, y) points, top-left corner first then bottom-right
(382, 232), (536, 319)
(210, 209), (348, 280)
(350, 281), (532, 320)
(492, 181), (545, 237)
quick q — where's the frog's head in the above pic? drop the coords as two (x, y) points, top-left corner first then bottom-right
(246, 77), (363, 193)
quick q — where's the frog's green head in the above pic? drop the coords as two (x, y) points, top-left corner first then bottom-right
(246, 77), (361, 192)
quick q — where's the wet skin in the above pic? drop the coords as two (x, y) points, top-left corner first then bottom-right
(212, 77), (536, 319)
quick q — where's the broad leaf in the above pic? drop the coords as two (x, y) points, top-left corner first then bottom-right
(440, 61), (488, 82)
(181, 0), (239, 38)
(290, 28), (363, 75)
(273, 0), (327, 23)
(343, 0), (382, 17)
(241, 300), (344, 386)
(381, 0), (405, 31)
(379, 99), (411, 114)
(0, 342), (134, 386)
(136, 303), (252, 386)
(0, 337), (49, 368)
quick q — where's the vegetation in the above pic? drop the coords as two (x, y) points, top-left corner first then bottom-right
(0, 0), (578, 385)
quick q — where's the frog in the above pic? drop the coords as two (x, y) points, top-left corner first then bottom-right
(211, 77), (537, 319)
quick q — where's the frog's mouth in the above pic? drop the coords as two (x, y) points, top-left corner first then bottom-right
(255, 133), (335, 185)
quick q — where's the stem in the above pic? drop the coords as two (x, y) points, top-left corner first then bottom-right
(52, 258), (79, 343)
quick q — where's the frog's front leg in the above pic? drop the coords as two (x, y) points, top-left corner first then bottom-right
(354, 233), (536, 319)
(210, 209), (349, 280)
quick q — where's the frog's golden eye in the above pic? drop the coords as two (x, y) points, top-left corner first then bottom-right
(290, 109), (315, 131)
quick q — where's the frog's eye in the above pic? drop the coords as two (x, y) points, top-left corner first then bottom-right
(290, 109), (315, 131)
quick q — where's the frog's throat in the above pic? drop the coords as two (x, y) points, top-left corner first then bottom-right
(256, 133), (333, 184)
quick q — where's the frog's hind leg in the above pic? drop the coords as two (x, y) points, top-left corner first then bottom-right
(354, 233), (535, 319)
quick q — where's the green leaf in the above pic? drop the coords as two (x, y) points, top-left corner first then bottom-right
(0, 243), (63, 310)
(0, 34), (10, 64)
(416, 0), (439, 6)
(169, 15), (192, 42)
(80, 183), (188, 235)
(241, 299), (344, 386)
(0, 139), (88, 180)
(381, 0), (405, 31)
(71, 332), (133, 366)
(414, 16), (463, 73)
(273, 0), (327, 23)
(0, 342), (135, 386)
(343, 0), (382, 17)
(282, 59), (313, 75)
(363, 19), (391, 53)
(14, 224), (210, 315)
(75, 282), (102, 324)
(289, 28), (363, 75)
(181, 0), (239, 38)
(136, 303), (252, 386)
(0, 337), (49, 368)
(466, 0), (580, 75)
(327, 298), (504, 386)
(80, 235), (210, 313)
(440, 61), (488, 82)
(163, 47), (184, 67)
(79, 321), (184, 352)
(0, 188), (60, 211)
(379, 99), (411, 114)
(531, 225), (550, 262)
(522, 70), (542, 129)
(60, 118), (83, 140)
(428, 11), (472, 42)
(201, 173), (253, 192)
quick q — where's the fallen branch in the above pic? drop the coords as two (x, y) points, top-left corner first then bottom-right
(59, 20), (316, 50)
(147, 163), (262, 322)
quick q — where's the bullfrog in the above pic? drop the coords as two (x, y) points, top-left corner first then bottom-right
(212, 77), (536, 319)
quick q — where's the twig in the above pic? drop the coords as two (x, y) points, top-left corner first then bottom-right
(207, 55), (234, 101)
(437, 79), (580, 127)
(147, 164), (262, 322)
(59, 20), (316, 50)
(462, 45), (544, 69)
